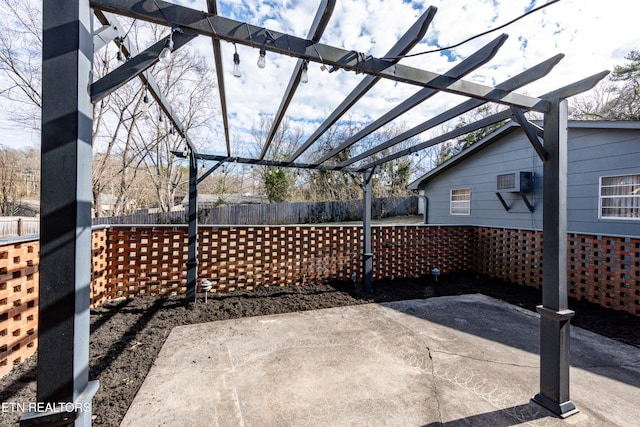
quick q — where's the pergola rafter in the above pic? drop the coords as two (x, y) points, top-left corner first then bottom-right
(336, 53), (564, 168)
(313, 34), (509, 166)
(358, 70), (608, 170)
(33, 1), (610, 425)
(207, 0), (231, 156)
(89, 0), (552, 113)
(287, 6), (437, 162)
(258, 0), (336, 160)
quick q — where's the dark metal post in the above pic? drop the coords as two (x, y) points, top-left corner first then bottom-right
(532, 98), (578, 418)
(362, 169), (375, 292)
(22, 1), (99, 425)
(186, 151), (198, 303)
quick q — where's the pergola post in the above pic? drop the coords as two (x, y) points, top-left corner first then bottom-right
(532, 98), (578, 418)
(186, 151), (198, 303)
(22, 0), (99, 425)
(362, 169), (375, 292)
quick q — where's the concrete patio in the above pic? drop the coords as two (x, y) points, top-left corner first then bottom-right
(121, 294), (640, 426)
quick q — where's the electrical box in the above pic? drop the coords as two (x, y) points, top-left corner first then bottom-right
(496, 172), (533, 192)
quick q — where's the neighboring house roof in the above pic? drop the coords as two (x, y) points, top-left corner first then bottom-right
(407, 120), (640, 191)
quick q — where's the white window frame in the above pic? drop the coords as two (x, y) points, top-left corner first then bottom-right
(598, 174), (640, 220)
(450, 188), (471, 215)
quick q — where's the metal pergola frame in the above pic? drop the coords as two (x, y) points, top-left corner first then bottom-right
(29, 0), (608, 425)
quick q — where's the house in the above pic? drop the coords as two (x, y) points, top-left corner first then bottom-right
(407, 121), (640, 237)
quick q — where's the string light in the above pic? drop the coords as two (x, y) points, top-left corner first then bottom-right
(257, 45), (266, 68)
(158, 38), (173, 65)
(300, 60), (309, 84)
(159, 28), (178, 66)
(142, 90), (150, 115)
(257, 30), (275, 69)
(232, 44), (241, 78)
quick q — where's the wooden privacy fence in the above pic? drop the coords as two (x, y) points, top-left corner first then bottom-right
(92, 196), (418, 226)
(0, 217), (40, 238)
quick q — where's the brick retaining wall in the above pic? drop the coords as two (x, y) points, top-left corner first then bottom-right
(1, 225), (638, 376)
(0, 238), (39, 377)
(471, 227), (640, 314)
(107, 225), (469, 296)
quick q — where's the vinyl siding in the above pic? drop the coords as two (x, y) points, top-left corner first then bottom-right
(419, 125), (640, 236)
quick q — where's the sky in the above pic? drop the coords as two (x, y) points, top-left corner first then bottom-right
(1, 0), (638, 159)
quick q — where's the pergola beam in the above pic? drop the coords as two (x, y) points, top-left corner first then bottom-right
(360, 109), (514, 170)
(173, 152), (363, 173)
(90, 30), (197, 103)
(259, 0), (336, 160)
(89, 0), (552, 112)
(287, 6), (437, 163)
(357, 68), (608, 170)
(207, 0), (231, 156)
(337, 54), (564, 168)
(315, 34), (509, 165)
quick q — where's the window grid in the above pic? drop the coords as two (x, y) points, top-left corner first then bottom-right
(450, 188), (471, 215)
(599, 174), (640, 220)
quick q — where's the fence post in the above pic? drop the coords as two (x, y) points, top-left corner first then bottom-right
(17, 218), (23, 236)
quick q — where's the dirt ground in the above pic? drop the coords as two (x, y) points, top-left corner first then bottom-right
(1, 271), (639, 426)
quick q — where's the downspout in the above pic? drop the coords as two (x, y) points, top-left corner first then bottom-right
(423, 194), (429, 225)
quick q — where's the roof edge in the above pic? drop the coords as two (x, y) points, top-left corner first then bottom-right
(407, 120), (640, 190)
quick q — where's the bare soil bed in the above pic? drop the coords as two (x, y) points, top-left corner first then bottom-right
(1, 271), (639, 426)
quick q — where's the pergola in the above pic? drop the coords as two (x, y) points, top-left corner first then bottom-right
(28, 0), (608, 425)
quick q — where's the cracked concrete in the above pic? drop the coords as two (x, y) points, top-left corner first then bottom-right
(121, 294), (640, 426)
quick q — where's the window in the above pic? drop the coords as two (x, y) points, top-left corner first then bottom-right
(450, 188), (471, 215)
(599, 174), (640, 219)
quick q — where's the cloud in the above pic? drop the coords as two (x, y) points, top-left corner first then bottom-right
(1, 0), (636, 155)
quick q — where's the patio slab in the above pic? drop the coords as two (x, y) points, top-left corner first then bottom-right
(121, 294), (640, 426)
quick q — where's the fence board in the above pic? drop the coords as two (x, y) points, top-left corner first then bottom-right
(91, 197), (418, 226)
(0, 217), (40, 238)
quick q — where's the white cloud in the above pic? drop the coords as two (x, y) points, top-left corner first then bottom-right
(1, 0), (638, 157)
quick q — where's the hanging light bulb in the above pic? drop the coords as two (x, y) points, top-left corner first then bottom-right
(257, 45), (266, 68)
(182, 146), (188, 157)
(232, 46), (241, 78)
(158, 32), (174, 66)
(141, 92), (150, 115)
(300, 60), (309, 84)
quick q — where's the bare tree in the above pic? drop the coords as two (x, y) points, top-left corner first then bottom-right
(570, 79), (619, 120)
(125, 26), (218, 213)
(250, 117), (303, 203)
(0, 146), (39, 215)
(0, 0), (41, 130)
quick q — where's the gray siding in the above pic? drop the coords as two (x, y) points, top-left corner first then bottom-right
(420, 125), (640, 237)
